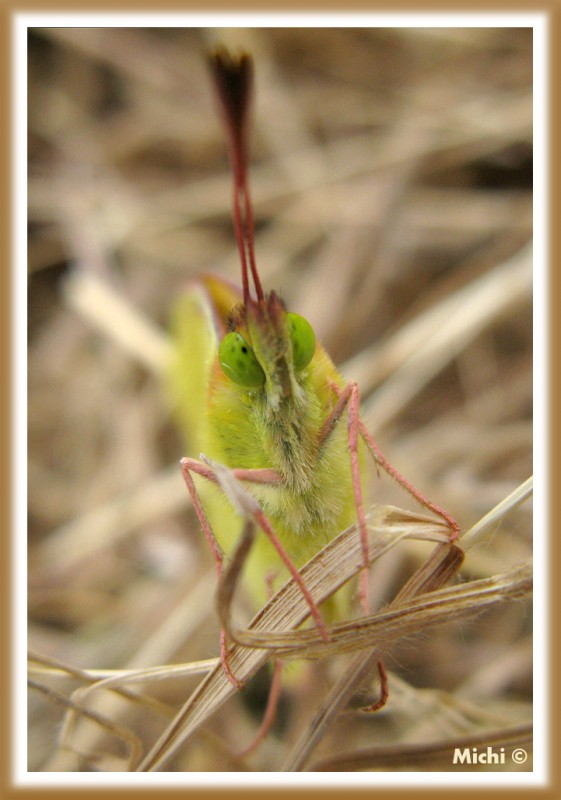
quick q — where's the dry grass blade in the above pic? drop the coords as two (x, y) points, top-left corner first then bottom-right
(281, 476), (532, 771)
(217, 524), (461, 654)
(28, 652), (178, 771)
(136, 507), (448, 771)
(28, 679), (143, 771)
(54, 657), (219, 763)
(281, 554), (530, 771)
(139, 481), (535, 773)
(29, 654), (217, 683)
(308, 722), (533, 771)
(269, 563), (530, 660)
(27, 652), (174, 716)
(36, 571), (219, 771)
(461, 475), (533, 550)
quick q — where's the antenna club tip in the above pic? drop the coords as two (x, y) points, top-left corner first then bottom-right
(209, 44), (253, 70)
(208, 46), (254, 102)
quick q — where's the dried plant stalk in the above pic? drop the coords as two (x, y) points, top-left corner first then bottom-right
(280, 539), (530, 772)
(134, 471), (531, 771)
(308, 722), (533, 771)
(28, 679), (143, 771)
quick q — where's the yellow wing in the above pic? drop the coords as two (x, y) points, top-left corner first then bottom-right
(167, 275), (241, 455)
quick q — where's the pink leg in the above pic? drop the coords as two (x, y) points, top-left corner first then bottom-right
(319, 388), (387, 711)
(237, 660), (284, 758)
(357, 417), (460, 540)
(361, 660), (389, 713)
(319, 383), (370, 613)
(180, 462), (242, 689)
(320, 382), (460, 613)
(325, 382), (460, 539)
(252, 507), (329, 642)
(319, 382), (459, 718)
(180, 457), (330, 682)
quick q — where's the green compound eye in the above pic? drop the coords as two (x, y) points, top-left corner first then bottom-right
(288, 312), (316, 371)
(219, 332), (266, 387)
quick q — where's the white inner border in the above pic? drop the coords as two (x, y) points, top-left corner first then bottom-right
(15, 10), (547, 789)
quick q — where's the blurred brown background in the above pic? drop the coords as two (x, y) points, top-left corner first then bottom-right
(27, 26), (533, 772)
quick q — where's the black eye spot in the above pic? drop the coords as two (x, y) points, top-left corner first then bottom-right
(241, 345), (248, 353)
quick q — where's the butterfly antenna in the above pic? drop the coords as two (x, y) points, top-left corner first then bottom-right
(209, 47), (264, 306)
